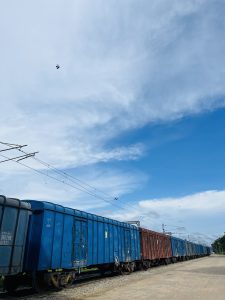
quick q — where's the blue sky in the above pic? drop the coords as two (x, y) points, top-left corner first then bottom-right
(0, 0), (225, 244)
(116, 108), (225, 199)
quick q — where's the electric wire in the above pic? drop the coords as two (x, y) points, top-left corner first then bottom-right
(0, 141), (117, 202)
(18, 149), (118, 201)
(0, 150), (176, 229)
(17, 148), (141, 213)
(18, 148), (141, 212)
(0, 153), (131, 212)
(0, 143), (143, 217)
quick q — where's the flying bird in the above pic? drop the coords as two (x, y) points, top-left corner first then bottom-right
(56, 64), (60, 69)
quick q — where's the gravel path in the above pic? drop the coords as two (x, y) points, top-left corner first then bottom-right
(24, 267), (156, 300)
(3, 255), (225, 300)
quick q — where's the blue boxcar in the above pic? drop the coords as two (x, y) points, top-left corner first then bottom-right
(170, 236), (187, 259)
(185, 240), (192, 257)
(186, 241), (197, 257)
(0, 196), (31, 276)
(184, 241), (210, 258)
(24, 200), (140, 273)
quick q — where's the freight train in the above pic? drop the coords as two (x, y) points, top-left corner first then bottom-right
(0, 195), (211, 293)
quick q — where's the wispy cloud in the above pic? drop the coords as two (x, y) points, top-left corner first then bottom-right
(1, 0), (225, 167)
(110, 189), (225, 244)
(0, 164), (147, 211)
(139, 190), (225, 214)
(0, 1), (225, 243)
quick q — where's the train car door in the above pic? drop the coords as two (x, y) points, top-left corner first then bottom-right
(124, 229), (131, 262)
(73, 218), (87, 267)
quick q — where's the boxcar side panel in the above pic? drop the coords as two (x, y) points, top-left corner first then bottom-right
(87, 218), (140, 266)
(25, 200), (140, 272)
(170, 236), (187, 257)
(61, 214), (73, 268)
(140, 228), (172, 261)
(51, 212), (63, 269)
(0, 196), (30, 276)
(39, 210), (55, 269)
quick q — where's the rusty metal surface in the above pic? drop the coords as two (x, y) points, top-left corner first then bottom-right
(140, 228), (172, 260)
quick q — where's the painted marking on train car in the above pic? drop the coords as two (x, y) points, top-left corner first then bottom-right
(46, 218), (52, 228)
(0, 231), (12, 245)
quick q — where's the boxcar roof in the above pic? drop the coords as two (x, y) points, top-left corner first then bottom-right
(140, 227), (170, 237)
(23, 199), (137, 229)
(0, 195), (31, 210)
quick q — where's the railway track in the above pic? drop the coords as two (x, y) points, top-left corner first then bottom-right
(0, 270), (117, 298)
(0, 258), (207, 299)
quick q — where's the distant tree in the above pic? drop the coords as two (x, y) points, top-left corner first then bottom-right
(212, 234), (225, 254)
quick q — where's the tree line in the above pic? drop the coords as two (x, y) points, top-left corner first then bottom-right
(212, 234), (225, 254)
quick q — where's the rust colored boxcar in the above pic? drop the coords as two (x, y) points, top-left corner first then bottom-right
(140, 228), (172, 265)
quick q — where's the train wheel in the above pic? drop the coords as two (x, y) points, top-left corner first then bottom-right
(135, 262), (143, 271)
(143, 261), (151, 270)
(130, 262), (135, 273)
(49, 273), (62, 290)
(61, 272), (76, 288)
(119, 265), (125, 275)
(143, 261), (148, 270)
(120, 263), (133, 275)
(120, 265), (128, 275)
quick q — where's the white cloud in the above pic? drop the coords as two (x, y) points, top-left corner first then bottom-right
(110, 189), (225, 244)
(0, 0), (225, 167)
(139, 190), (225, 214)
(0, 1), (225, 243)
(0, 163), (147, 212)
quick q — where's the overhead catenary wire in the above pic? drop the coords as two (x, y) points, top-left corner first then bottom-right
(0, 142), (37, 162)
(0, 141), (25, 147)
(18, 148), (143, 211)
(0, 145), (26, 153)
(0, 141), (118, 202)
(18, 148), (119, 201)
(19, 149), (141, 213)
(0, 142), (144, 218)
(0, 142), (28, 153)
(0, 150), (178, 230)
(0, 152), (130, 212)
(0, 152), (37, 164)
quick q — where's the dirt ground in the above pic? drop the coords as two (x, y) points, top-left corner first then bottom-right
(84, 255), (225, 300)
(5, 255), (225, 300)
